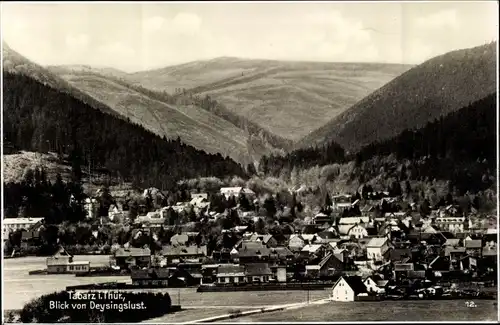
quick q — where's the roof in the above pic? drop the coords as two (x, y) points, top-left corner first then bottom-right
(338, 217), (370, 225)
(115, 247), (151, 258)
(366, 237), (388, 248)
(334, 276), (367, 295)
(162, 245), (207, 257)
(482, 247), (497, 256)
(445, 246), (466, 255)
(394, 263), (414, 271)
(271, 247), (294, 258)
(301, 244), (323, 254)
(217, 264), (245, 277)
(316, 231), (337, 240)
(301, 234), (317, 242)
(3, 217), (44, 225)
(131, 268), (170, 280)
(390, 248), (412, 262)
(245, 263), (272, 276)
(464, 239), (482, 249)
(171, 234), (189, 245)
(443, 239), (461, 247)
(238, 241), (271, 257)
(46, 256), (71, 266)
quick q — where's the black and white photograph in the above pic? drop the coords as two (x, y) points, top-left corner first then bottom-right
(1, 1), (499, 323)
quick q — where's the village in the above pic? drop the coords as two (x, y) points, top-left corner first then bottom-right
(4, 183), (497, 302)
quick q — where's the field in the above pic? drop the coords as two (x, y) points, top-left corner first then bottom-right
(3, 255), (126, 311)
(3, 256), (329, 313)
(225, 299), (499, 322)
(128, 58), (411, 141)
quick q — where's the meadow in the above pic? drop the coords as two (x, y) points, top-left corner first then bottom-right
(226, 299), (499, 322)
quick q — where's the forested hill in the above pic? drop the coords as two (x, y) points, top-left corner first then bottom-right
(3, 72), (247, 188)
(260, 93), (496, 194)
(354, 93), (497, 193)
(299, 42), (497, 151)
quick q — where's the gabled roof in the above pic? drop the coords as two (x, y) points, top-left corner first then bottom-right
(301, 244), (323, 254)
(334, 276), (367, 295)
(238, 241), (271, 257)
(170, 233), (189, 245)
(482, 246), (497, 257)
(389, 248), (412, 262)
(161, 245), (207, 257)
(245, 263), (272, 276)
(338, 217), (370, 225)
(217, 264), (245, 276)
(366, 237), (388, 248)
(271, 246), (294, 258)
(131, 268), (169, 280)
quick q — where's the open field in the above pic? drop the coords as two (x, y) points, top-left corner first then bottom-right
(3, 255), (122, 310)
(3, 256), (330, 311)
(142, 307), (254, 323)
(225, 299), (499, 322)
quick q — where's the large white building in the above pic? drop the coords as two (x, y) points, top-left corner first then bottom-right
(331, 276), (368, 302)
(220, 187), (255, 200)
(3, 217), (44, 238)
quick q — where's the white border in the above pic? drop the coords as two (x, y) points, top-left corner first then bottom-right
(1, 1), (499, 324)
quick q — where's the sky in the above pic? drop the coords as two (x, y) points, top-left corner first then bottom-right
(2, 1), (498, 72)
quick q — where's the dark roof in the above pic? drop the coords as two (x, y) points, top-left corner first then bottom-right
(440, 231), (455, 239)
(483, 233), (498, 243)
(389, 248), (412, 263)
(316, 231), (337, 239)
(217, 264), (245, 276)
(337, 276), (367, 294)
(302, 225), (320, 234)
(394, 263), (414, 271)
(407, 270), (426, 279)
(271, 247), (294, 258)
(245, 263), (272, 276)
(162, 245), (207, 257)
(115, 247), (151, 258)
(238, 242), (271, 257)
(131, 268), (169, 280)
(21, 230), (40, 240)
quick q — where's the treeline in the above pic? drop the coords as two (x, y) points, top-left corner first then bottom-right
(258, 141), (346, 176)
(353, 94), (497, 193)
(3, 72), (246, 189)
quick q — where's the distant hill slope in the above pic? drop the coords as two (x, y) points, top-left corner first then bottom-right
(2, 43), (118, 118)
(299, 42), (497, 152)
(127, 57), (411, 140)
(46, 66), (256, 165)
(3, 72), (246, 189)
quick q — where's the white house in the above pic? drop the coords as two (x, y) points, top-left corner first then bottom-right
(363, 275), (389, 294)
(366, 237), (390, 261)
(3, 217), (44, 238)
(220, 187), (255, 200)
(346, 224), (368, 239)
(331, 276), (368, 302)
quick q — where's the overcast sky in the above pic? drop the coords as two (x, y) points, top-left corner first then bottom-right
(2, 1), (498, 72)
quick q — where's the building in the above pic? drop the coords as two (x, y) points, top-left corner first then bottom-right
(305, 253), (344, 278)
(331, 276), (368, 302)
(216, 264), (246, 284)
(46, 247), (90, 274)
(3, 217), (44, 237)
(244, 263), (272, 283)
(313, 213), (331, 226)
(366, 237), (390, 261)
(84, 198), (99, 219)
(363, 275), (389, 294)
(113, 247), (151, 270)
(130, 268), (169, 287)
(162, 245), (207, 264)
(220, 187), (256, 200)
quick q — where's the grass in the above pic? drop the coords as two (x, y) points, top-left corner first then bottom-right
(128, 58), (411, 141)
(226, 300), (499, 322)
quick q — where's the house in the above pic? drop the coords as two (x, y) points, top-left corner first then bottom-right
(220, 187), (255, 200)
(191, 193), (208, 200)
(393, 263), (415, 281)
(3, 217), (44, 238)
(20, 229), (41, 249)
(113, 247), (151, 270)
(130, 268), (169, 287)
(389, 248), (412, 264)
(271, 265), (287, 282)
(331, 276), (368, 302)
(84, 197), (99, 219)
(305, 253), (344, 278)
(313, 212), (331, 226)
(443, 238), (462, 247)
(162, 245), (207, 264)
(237, 241), (271, 264)
(135, 212), (166, 228)
(245, 263), (272, 283)
(346, 224), (369, 239)
(46, 247), (90, 274)
(216, 264), (246, 284)
(170, 233), (190, 246)
(363, 275), (389, 293)
(288, 234), (307, 252)
(246, 233), (278, 248)
(332, 195), (354, 211)
(270, 247), (294, 263)
(189, 196), (210, 210)
(464, 239), (482, 257)
(435, 215), (466, 233)
(366, 237), (390, 261)
(315, 230), (338, 243)
(301, 244), (325, 258)
(429, 256), (452, 276)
